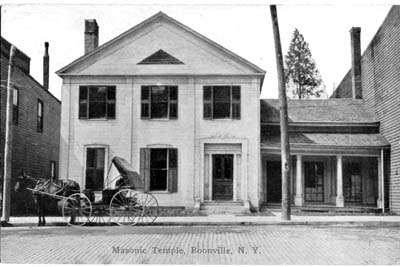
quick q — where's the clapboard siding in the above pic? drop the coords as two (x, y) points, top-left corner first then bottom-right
(361, 6), (400, 213)
(331, 6), (400, 213)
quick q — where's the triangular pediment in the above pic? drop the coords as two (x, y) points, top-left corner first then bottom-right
(57, 12), (265, 76)
(138, 49), (184, 65)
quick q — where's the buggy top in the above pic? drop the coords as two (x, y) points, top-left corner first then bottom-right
(110, 156), (144, 191)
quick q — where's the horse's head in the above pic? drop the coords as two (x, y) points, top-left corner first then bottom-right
(14, 172), (29, 192)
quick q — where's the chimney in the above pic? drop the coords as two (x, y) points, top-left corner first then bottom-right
(43, 42), (49, 91)
(84, 19), (99, 54)
(350, 27), (362, 99)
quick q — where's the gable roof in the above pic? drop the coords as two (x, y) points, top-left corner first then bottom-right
(261, 99), (379, 124)
(56, 11), (265, 76)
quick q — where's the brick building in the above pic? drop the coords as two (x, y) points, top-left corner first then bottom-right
(331, 6), (400, 213)
(0, 37), (61, 214)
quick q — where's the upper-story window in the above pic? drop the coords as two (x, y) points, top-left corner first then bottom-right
(203, 86), (240, 119)
(79, 86), (116, 119)
(37, 99), (43, 132)
(141, 86), (178, 119)
(13, 88), (19, 125)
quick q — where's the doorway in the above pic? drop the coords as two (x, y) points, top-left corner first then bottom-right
(266, 161), (282, 202)
(212, 154), (233, 201)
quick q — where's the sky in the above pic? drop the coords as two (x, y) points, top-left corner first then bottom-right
(1, 1), (393, 100)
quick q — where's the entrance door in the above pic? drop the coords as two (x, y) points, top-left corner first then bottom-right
(212, 154), (233, 201)
(266, 161), (281, 202)
(85, 148), (105, 190)
(304, 162), (324, 202)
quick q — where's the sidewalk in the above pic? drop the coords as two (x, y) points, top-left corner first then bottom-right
(4, 212), (400, 227)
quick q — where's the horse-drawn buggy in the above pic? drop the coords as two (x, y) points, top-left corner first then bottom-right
(15, 156), (159, 226)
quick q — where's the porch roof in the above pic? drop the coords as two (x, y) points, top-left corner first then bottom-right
(260, 99), (379, 124)
(261, 133), (390, 150)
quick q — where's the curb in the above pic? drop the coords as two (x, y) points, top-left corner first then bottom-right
(3, 220), (400, 228)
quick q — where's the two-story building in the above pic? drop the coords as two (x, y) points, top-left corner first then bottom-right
(1, 37), (61, 214)
(57, 12), (265, 212)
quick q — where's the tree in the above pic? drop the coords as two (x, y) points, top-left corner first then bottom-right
(284, 28), (324, 99)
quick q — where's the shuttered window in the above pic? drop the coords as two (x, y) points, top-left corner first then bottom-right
(79, 86), (116, 119)
(141, 86), (178, 119)
(203, 85), (240, 119)
(85, 147), (105, 190)
(140, 148), (178, 192)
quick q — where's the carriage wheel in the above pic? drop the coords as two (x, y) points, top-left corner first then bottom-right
(62, 193), (92, 226)
(89, 205), (111, 225)
(136, 192), (159, 225)
(109, 189), (143, 226)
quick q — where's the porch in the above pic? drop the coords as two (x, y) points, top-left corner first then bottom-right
(261, 133), (390, 210)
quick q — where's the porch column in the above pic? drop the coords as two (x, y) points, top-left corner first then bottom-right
(294, 155), (303, 206)
(377, 150), (385, 211)
(336, 155), (344, 207)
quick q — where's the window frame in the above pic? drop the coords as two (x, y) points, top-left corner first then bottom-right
(79, 85), (116, 120)
(37, 99), (43, 132)
(203, 85), (241, 120)
(83, 145), (109, 190)
(141, 85), (178, 120)
(13, 88), (19, 125)
(149, 148), (169, 191)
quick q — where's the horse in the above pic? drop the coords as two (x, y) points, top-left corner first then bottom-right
(14, 172), (80, 226)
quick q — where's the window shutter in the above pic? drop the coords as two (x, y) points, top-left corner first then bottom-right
(79, 86), (88, 119)
(168, 148), (178, 193)
(107, 86), (116, 119)
(232, 86), (241, 119)
(141, 86), (150, 119)
(169, 86), (178, 119)
(203, 86), (212, 119)
(140, 148), (151, 192)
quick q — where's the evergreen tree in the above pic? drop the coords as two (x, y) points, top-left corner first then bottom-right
(284, 29), (324, 99)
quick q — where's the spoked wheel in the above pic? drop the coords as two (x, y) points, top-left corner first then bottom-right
(109, 189), (143, 226)
(89, 205), (111, 225)
(135, 192), (159, 225)
(62, 193), (92, 226)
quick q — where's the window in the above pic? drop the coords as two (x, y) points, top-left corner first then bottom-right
(203, 86), (240, 119)
(37, 99), (43, 132)
(79, 86), (116, 119)
(50, 161), (57, 181)
(141, 86), (178, 119)
(140, 148), (178, 192)
(343, 161), (362, 203)
(85, 148), (105, 190)
(304, 162), (324, 202)
(13, 88), (19, 125)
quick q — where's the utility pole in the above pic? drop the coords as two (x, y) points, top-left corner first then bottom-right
(270, 5), (291, 220)
(1, 45), (16, 225)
